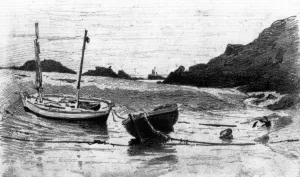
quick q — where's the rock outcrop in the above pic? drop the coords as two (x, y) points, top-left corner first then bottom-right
(83, 66), (140, 80)
(163, 16), (300, 94)
(118, 70), (132, 79)
(267, 94), (300, 110)
(15, 59), (76, 74)
(83, 66), (118, 78)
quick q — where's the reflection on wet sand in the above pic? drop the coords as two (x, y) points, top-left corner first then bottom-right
(127, 142), (176, 156)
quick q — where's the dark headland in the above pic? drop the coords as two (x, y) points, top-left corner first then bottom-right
(83, 66), (143, 80)
(4, 60), (141, 80)
(163, 16), (300, 95)
(4, 59), (76, 74)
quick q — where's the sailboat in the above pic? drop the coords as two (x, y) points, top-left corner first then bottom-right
(21, 23), (114, 122)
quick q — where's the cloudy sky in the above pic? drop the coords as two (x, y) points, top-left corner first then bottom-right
(0, 0), (299, 76)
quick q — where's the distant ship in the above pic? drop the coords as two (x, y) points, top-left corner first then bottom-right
(147, 67), (165, 80)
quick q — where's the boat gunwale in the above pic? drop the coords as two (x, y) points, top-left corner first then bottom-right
(122, 104), (178, 125)
(24, 104), (110, 121)
(35, 93), (112, 103)
(25, 100), (111, 115)
(23, 94), (112, 115)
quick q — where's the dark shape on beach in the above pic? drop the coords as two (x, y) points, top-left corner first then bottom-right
(163, 16), (300, 94)
(252, 121), (258, 128)
(16, 59), (76, 74)
(15, 74), (30, 78)
(248, 93), (279, 106)
(251, 99), (266, 105)
(252, 116), (271, 128)
(266, 94), (277, 100)
(122, 104), (178, 141)
(254, 134), (270, 144)
(219, 128), (233, 140)
(249, 93), (265, 99)
(267, 94), (300, 110)
(261, 117), (271, 128)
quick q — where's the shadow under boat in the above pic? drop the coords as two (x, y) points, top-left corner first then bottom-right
(127, 139), (177, 156)
(51, 119), (109, 135)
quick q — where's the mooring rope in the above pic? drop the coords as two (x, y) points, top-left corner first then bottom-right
(111, 110), (117, 122)
(112, 110), (127, 120)
(0, 135), (128, 147)
(169, 137), (256, 146)
(1, 135), (298, 147)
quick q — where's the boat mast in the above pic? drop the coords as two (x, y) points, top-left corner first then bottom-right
(34, 23), (43, 103)
(76, 30), (89, 108)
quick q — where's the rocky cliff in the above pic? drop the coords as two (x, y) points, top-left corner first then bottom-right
(163, 16), (300, 94)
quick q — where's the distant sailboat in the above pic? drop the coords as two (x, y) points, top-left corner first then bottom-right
(21, 23), (113, 122)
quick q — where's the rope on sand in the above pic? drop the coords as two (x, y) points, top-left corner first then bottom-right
(269, 139), (299, 144)
(2, 135), (298, 147)
(169, 137), (256, 146)
(0, 135), (128, 147)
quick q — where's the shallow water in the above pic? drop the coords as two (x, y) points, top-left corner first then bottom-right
(0, 70), (300, 177)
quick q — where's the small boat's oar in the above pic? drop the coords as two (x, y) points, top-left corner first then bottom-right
(198, 123), (237, 128)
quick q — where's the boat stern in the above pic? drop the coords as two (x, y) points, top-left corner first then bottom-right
(19, 91), (29, 106)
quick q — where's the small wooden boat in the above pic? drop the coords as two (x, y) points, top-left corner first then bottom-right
(122, 104), (179, 139)
(21, 93), (113, 121)
(21, 23), (113, 122)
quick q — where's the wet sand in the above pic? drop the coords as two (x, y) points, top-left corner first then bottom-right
(0, 70), (299, 177)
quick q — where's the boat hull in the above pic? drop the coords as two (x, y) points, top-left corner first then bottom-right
(122, 104), (179, 139)
(21, 93), (112, 122)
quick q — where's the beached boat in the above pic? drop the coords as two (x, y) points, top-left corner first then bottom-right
(21, 23), (113, 121)
(21, 93), (113, 122)
(122, 104), (179, 139)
